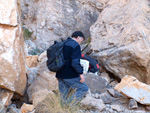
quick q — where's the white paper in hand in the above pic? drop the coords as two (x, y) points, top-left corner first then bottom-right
(80, 59), (89, 74)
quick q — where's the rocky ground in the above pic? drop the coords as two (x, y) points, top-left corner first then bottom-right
(0, 0), (150, 113)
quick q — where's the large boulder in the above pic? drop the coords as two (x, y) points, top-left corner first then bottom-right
(90, 0), (150, 84)
(27, 52), (58, 106)
(115, 75), (150, 105)
(21, 0), (108, 51)
(85, 73), (108, 94)
(0, 0), (26, 95)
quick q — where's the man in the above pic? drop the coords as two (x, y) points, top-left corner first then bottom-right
(56, 31), (88, 107)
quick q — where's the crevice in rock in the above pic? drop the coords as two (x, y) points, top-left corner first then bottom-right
(0, 24), (17, 28)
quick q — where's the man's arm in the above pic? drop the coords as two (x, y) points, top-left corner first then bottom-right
(71, 45), (83, 74)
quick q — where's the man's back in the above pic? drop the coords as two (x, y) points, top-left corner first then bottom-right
(56, 37), (83, 79)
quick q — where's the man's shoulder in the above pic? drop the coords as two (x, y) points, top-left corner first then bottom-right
(65, 38), (79, 49)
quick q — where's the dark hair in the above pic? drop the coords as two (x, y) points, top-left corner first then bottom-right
(71, 31), (85, 40)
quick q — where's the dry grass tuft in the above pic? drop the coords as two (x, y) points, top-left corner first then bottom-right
(35, 92), (81, 113)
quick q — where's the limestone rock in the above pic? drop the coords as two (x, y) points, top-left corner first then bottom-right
(107, 88), (122, 98)
(101, 72), (110, 83)
(27, 71), (58, 105)
(38, 51), (47, 62)
(85, 73), (107, 94)
(81, 94), (106, 112)
(128, 99), (138, 109)
(111, 105), (123, 112)
(7, 104), (20, 113)
(21, 103), (35, 113)
(0, 89), (14, 112)
(115, 75), (150, 105)
(26, 67), (38, 85)
(0, 1), (26, 95)
(90, 0), (150, 84)
(0, 0), (18, 26)
(26, 55), (38, 68)
(21, 0), (107, 51)
(99, 92), (112, 104)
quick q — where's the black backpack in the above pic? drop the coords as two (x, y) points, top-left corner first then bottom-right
(46, 39), (71, 72)
(81, 54), (100, 73)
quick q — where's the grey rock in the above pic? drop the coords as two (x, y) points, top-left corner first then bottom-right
(7, 104), (20, 113)
(111, 105), (123, 112)
(107, 88), (123, 98)
(99, 92), (112, 104)
(128, 99), (138, 109)
(21, 0), (106, 51)
(26, 67), (38, 85)
(81, 95), (106, 112)
(85, 73), (107, 94)
(101, 72), (110, 84)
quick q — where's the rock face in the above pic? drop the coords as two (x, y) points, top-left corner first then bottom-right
(21, 0), (108, 51)
(0, 0), (26, 95)
(90, 0), (150, 84)
(115, 75), (150, 105)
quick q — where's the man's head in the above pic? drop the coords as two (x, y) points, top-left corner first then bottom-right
(72, 31), (85, 45)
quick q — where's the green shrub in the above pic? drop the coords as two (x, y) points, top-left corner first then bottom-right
(23, 28), (32, 40)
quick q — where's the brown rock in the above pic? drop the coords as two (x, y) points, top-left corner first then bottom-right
(115, 75), (150, 105)
(26, 55), (38, 68)
(0, 12), (26, 95)
(90, 0), (150, 84)
(0, 88), (13, 107)
(0, 0), (18, 26)
(21, 103), (35, 113)
(0, 88), (13, 112)
(27, 69), (58, 106)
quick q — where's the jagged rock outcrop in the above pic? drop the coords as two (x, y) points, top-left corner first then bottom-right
(21, 0), (108, 52)
(90, 0), (150, 84)
(0, 0), (26, 95)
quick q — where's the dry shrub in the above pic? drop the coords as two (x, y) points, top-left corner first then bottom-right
(35, 92), (81, 113)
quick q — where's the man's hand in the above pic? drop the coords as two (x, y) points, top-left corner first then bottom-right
(80, 74), (85, 83)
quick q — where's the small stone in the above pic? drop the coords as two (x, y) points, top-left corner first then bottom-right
(107, 89), (115, 97)
(95, 93), (100, 99)
(111, 105), (123, 112)
(101, 72), (110, 83)
(21, 103), (35, 113)
(81, 95), (106, 112)
(7, 104), (20, 113)
(128, 99), (138, 109)
(26, 55), (38, 68)
(146, 105), (150, 111)
(99, 92), (112, 104)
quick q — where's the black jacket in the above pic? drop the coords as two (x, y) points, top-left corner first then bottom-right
(56, 37), (83, 79)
